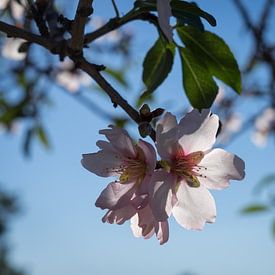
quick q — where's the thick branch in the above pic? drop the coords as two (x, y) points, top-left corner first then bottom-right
(70, 0), (93, 53)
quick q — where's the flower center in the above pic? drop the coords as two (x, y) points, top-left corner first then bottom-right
(118, 146), (147, 184)
(171, 148), (206, 188)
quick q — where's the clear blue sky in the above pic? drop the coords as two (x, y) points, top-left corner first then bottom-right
(1, 1), (275, 275)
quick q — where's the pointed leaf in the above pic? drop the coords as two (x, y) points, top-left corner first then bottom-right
(142, 38), (175, 96)
(179, 47), (218, 108)
(36, 126), (50, 149)
(241, 203), (269, 214)
(177, 26), (241, 94)
(171, 0), (216, 27)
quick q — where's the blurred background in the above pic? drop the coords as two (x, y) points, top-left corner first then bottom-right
(0, 0), (275, 274)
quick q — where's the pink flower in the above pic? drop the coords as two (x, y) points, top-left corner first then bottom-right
(251, 107), (275, 147)
(131, 205), (169, 245)
(156, 0), (173, 41)
(82, 126), (168, 243)
(150, 109), (245, 230)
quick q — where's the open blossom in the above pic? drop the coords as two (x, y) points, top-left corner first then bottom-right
(1, 38), (27, 61)
(81, 125), (169, 244)
(150, 109), (245, 230)
(156, 0), (173, 41)
(218, 112), (242, 144)
(251, 107), (275, 147)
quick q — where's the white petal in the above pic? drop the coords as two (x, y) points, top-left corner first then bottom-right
(99, 126), (136, 158)
(157, 0), (173, 41)
(102, 205), (136, 225)
(156, 221), (169, 245)
(130, 214), (142, 237)
(137, 139), (156, 173)
(150, 171), (176, 221)
(199, 148), (245, 189)
(95, 181), (136, 210)
(156, 112), (179, 160)
(2, 38), (26, 61)
(81, 151), (122, 177)
(0, 0), (8, 10)
(178, 109), (219, 153)
(172, 182), (216, 230)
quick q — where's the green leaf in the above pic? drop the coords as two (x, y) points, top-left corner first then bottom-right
(134, 0), (216, 28)
(104, 68), (129, 88)
(23, 127), (35, 157)
(241, 203), (270, 214)
(254, 174), (275, 194)
(36, 126), (50, 149)
(179, 47), (218, 109)
(142, 38), (175, 97)
(177, 26), (241, 94)
(171, 0), (216, 27)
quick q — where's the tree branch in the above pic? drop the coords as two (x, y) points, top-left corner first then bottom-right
(70, 0), (93, 53)
(71, 56), (141, 124)
(0, 20), (52, 49)
(84, 11), (158, 44)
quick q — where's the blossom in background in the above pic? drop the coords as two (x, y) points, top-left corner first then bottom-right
(56, 60), (91, 93)
(81, 125), (169, 244)
(1, 38), (27, 61)
(90, 16), (122, 44)
(252, 107), (275, 147)
(150, 109), (245, 230)
(156, 0), (173, 41)
(218, 112), (242, 144)
(0, 0), (25, 21)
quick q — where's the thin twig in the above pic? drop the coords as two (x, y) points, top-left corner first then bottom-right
(111, 0), (120, 18)
(85, 11), (158, 44)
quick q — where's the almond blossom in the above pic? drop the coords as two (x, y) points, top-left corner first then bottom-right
(56, 59), (91, 93)
(251, 107), (275, 147)
(81, 125), (169, 244)
(0, 0), (25, 21)
(150, 109), (245, 230)
(1, 38), (27, 61)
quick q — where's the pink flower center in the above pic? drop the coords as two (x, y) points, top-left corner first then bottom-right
(171, 148), (207, 187)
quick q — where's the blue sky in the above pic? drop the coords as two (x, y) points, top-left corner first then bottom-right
(1, 1), (275, 275)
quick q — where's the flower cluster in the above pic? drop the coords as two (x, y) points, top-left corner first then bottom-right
(82, 109), (245, 244)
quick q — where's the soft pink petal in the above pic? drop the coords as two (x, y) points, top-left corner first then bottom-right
(81, 151), (122, 177)
(99, 126), (136, 158)
(156, 221), (169, 245)
(137, 205), (156, 236)
(95, 181), (136, 210)
(172, 181), (216, 230)
(130, 213), (155, 240)
(131, 193), (149, 210)
(178, 109), (219, 153)
(102, 205), (136, 225)
(156, 112), (179, 160)
(150, 171), (176, 221)
(137, 139), (156, 172)
(157, 0), (173, 41)
(199, 148), (245, 189)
